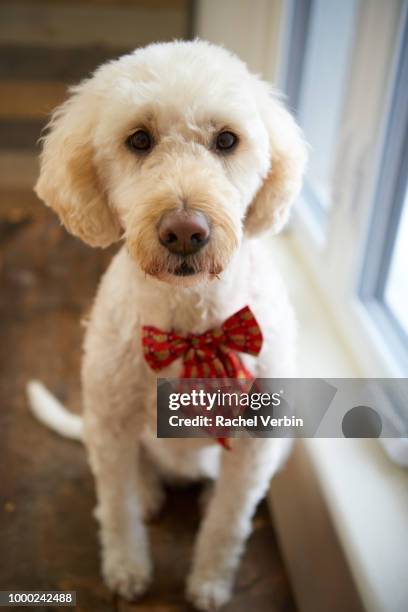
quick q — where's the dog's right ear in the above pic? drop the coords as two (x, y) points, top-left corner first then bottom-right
(244, 85), (307, 237)
(35, 83), (121, 248)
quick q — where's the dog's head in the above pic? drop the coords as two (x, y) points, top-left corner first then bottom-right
(36, 41), (306, 286)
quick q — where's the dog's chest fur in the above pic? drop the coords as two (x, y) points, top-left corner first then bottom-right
(128, 243), (256, 335)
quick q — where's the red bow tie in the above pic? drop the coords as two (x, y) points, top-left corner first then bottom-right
(142, 306), (263, 379)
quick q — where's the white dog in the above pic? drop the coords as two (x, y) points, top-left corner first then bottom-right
(28, 40), (306, 610)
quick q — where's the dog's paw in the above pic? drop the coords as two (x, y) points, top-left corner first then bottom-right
(186, 574), (233, 611)
(102, 554), (152, 601)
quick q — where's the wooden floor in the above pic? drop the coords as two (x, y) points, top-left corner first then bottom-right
(0, 209), (298, 612)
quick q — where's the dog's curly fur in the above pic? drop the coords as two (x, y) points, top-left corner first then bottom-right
(33, 40), (307, 610)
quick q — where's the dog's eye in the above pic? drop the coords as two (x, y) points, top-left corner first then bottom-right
(215, 131), (238, 152)
(127, 130), (152, 153)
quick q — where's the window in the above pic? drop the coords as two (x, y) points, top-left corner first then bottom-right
(297, 0), (358, 214)
(284, 0), (359, 222)
(281, 0), (408, 375)
(386, 190), (408, 337)
(360, 15), (408, 370)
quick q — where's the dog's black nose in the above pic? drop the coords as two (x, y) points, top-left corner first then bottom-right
(158, 210), (210, 255)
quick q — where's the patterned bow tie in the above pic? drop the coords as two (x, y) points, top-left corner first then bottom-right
(142, 306), (263, 379)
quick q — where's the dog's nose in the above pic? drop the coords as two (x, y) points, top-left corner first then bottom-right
(158, 210), (210, 255)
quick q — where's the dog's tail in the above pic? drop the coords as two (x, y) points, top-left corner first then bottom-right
(26, 380), (83, 441)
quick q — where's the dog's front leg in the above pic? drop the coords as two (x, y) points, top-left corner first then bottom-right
(84, 410), (152, 601)
(187, 438), (287, 611)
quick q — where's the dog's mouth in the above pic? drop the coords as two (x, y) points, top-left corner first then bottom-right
(140, 252), (224, 284)
(172, 261), (198, 276)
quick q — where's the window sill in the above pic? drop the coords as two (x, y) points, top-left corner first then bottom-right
(265, 231), (361, 378)
(266, 233), (408, 612)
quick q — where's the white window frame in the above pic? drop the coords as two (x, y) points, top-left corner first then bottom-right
(360, 14), (408, 373)
(279, 0), (407, 377)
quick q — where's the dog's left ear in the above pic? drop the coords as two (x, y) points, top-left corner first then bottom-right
(245, 91), (307, 236)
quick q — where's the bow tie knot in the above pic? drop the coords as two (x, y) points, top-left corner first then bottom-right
(142, 306), (263, 379)
(188, 328), (224, 348)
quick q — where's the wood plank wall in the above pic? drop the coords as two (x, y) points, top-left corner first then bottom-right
(0, 0), (190, 218)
